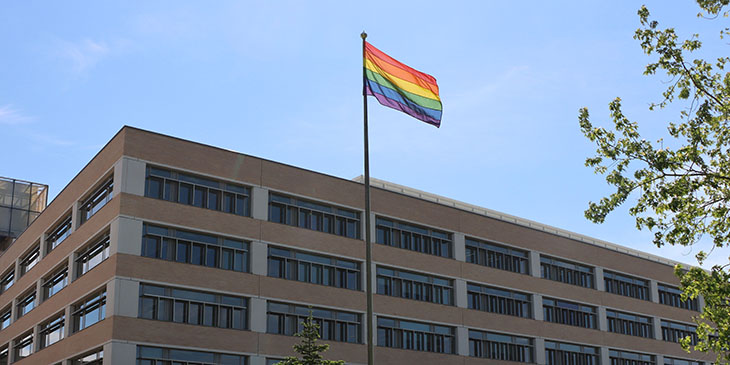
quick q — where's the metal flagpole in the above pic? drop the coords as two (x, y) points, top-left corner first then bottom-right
(360, 31), (375, 365)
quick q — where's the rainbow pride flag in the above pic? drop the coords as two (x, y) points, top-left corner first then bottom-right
(364, 42), (442, 127)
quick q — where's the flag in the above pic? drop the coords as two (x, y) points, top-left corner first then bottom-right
(363, 41), (442, 127)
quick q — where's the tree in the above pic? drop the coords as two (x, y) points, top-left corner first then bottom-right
(579, 1), (730, 361)
(275, 312), (345, 365)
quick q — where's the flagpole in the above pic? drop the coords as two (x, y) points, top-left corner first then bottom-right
(361, 30), (375, 365)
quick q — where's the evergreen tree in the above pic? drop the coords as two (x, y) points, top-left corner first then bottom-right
(275, 312), (345, 365)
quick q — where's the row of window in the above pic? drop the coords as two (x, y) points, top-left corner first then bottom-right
(145, 168), (698, 312)
(140, 344), (702, 365)
(0, 277), (705, 363)
(145, 166), (251, 217)
(6, 289), (106, 362)
(269, 193), (360, 239)
(137, 346), (245, 365)
(139, 223), (702, 345)
(0, 175), (113, 313)
(142, 224), (249, 272)
(0, 345), (101, 365)
(268, 246), (360, 290)
(0, 232), (109, 338)
(139, 284), (248, 330)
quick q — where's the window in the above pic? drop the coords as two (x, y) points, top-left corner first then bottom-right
(377, 317), (454, 354)
(267, 359), (284, 365)
(16, 288), (35, 318)
(377, 266), (452, 305)
(79, 176), (114, 225)
(0, 307), (11, 330)
(468, 329), (532, 362)
(269, 193), (360, 239)
(268, 247), (359, 290)
(467, 284), (531, 318)
(71, 348), (103, 365)
(545, 341), (599, 365)
(0, 269), (13, 293)
(606, 309), (653, 338)
(376, 217), (452, 258)
(76, 234), (110, 277)
(72, 290), (106, 332)
(465, 238), (529, 274)
(604, 271), (650, 300)
(142, 224), (249, 273)
(658, 284), (698, 311)
(19, 244), (39, 276)
(540, 256), (594, 288)
(267, 302), (361, 344)
(13, 332), (33, 360)
(46, 214), (72, 253)
(0, 345), (7, 365)
(661, 320), (698, 346)
(609, 349), (655, 365)
(664, 357), (703, 365)
(139, 283), (247, 330)
(40, 314), (64, 348)
(43, 265), (68, 300)
(137, 346), (246, 365)
(543, 298), (596, 329)
(145, 166), (251, 217)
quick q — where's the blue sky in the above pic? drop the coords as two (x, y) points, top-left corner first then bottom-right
(2, 1), (727, 268)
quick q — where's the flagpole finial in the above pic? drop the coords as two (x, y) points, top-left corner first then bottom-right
(361, 31), (367, 40)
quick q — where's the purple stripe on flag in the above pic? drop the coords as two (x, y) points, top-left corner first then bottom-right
(365, 84), (441, 127)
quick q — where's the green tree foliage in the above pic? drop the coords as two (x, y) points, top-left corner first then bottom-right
(579, 1), (730, 361)
(275, 312), (345, 365)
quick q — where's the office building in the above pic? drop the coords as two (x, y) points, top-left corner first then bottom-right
(0, 126), (713, 364)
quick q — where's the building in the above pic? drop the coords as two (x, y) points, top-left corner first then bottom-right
(0, 177), (48, 251)
(0, 126), (714, 364)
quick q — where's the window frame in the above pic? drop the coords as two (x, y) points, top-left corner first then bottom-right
(604, 270), (650, 301)
(465, 238), (529, 274)
(71, 348), (103, 365)
(72, 289), (106, 333)
(661, 319), (698, 346)
(136, 346), (245, 364)
(139, 283), (248, 331)
(39, 313), (65, 349)
(19, 244), (39, 277)
(544, 340), (599, 365)
(609, 349), (656, 365)
(13, 331), (33, 360)
(375, 217), (452, 258)
(376, 266), (453, 306)
(46, 214), (72, 254)
(377, 316), (454, 354)
(467, 283), (532, 318)
(468, 329), (532, 362)
(267, 302), (361, 344)
(606, 309), (654, 338)
(79, 176), (114, 226)
(75, 234), (110, 278)
(42, 265), (69, 300)
(0, 268), (14, 293)
(658, 283), (699, 311)
(542, 297), (597, 329)
(0, 306), (11, 330)
(145, 166), (251, 217)
(142, 224), (249, 273)
(268, 193), (361, 239)
(268, 246), (360, 290)
(540, 255), (595, 289)
(16, 288), (36, 319)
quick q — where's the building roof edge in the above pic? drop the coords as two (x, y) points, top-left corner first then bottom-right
(353, 175), (690, 269)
